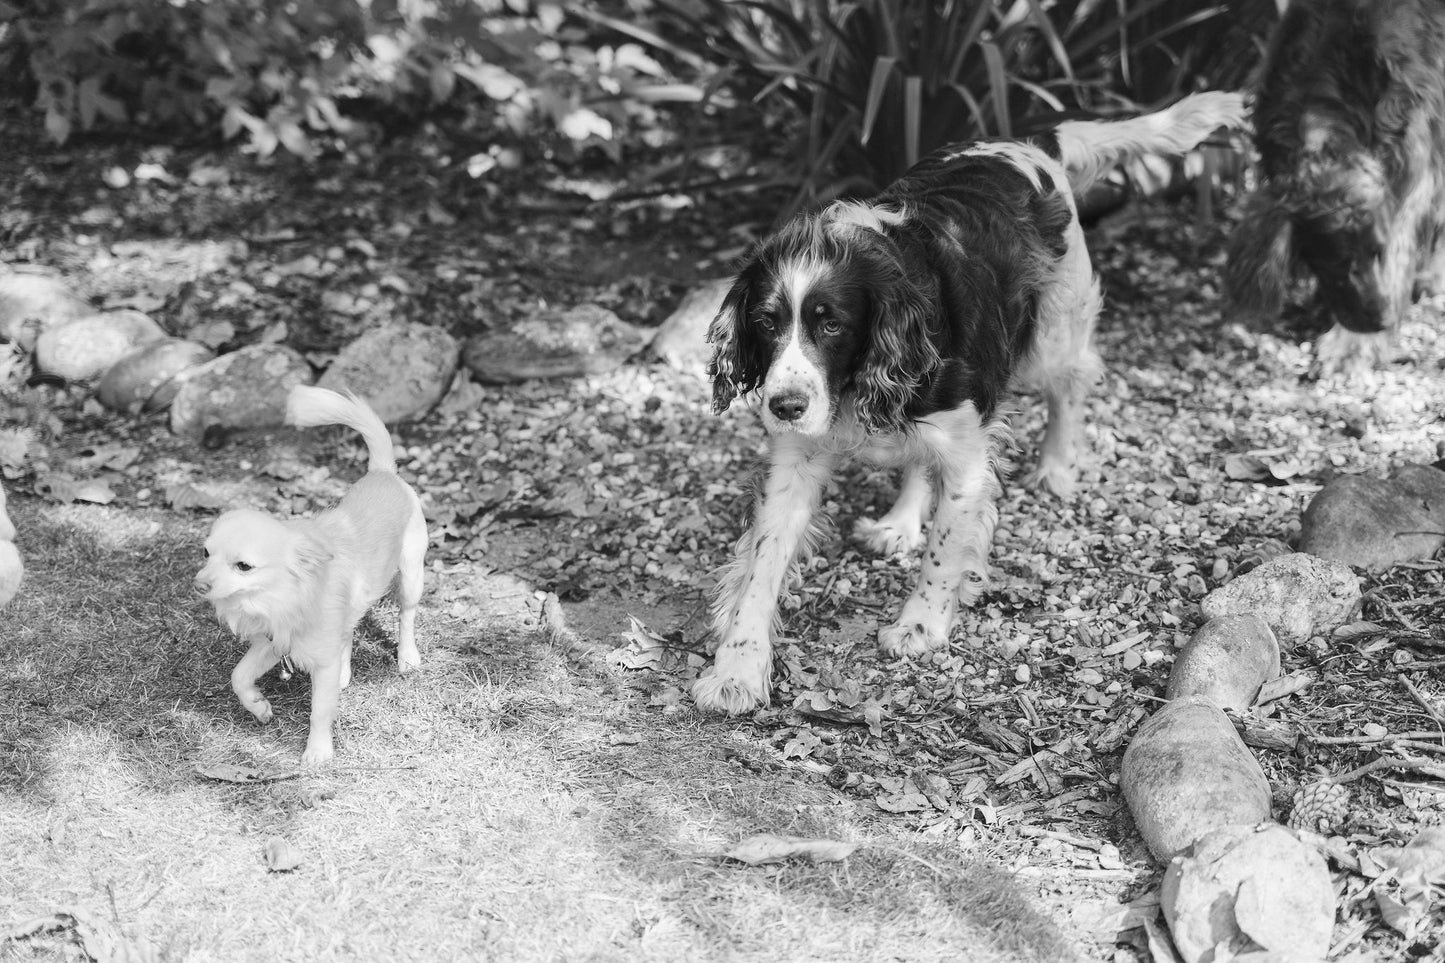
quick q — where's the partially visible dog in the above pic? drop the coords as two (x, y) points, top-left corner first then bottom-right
(694, 91), (1246, 715)
(1226, 0), (1445, 364)
(195, 385), (427, 765)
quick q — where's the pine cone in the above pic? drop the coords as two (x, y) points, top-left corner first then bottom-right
(1287, 781), (1350, 834)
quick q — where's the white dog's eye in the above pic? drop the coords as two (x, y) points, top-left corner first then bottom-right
(234, 561), (254, 573)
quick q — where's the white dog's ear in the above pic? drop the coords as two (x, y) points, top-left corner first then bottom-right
(287, 535), (333, 579)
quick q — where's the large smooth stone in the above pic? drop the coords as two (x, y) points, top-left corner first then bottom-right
(648, 278), (729, 373)
(1166, 614), (1280, 711)
(34, 309), (167, 382)
(1161, 823), (1335, 963)
(463, 304), (646, 384)
(317, 323), (459, 422)
(1200, 552), (1360, 646)
(169, 344), (313, 439)
(97, 338), (214, 413)
(0, 272), (91, 348)
(1299, 466), (1445, 572)
(1120, 697), (1272, 862)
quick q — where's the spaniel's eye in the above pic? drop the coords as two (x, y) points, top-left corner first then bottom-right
(757, 313), (776, 330)
(234, 561), (254, 573)
(821, 318), (843, 336)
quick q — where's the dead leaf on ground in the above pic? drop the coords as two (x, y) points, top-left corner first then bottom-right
(195, 762), (298, 783)
(8, 909), (160, 963)
(722, 833), (859, 866)
(165, 481), (228, 511)
(35, 472), (115, 505)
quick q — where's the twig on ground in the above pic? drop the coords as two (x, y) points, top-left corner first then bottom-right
(1017, 826), (1107, 853)
(1397, 673), (1445, 729)
(1328, 756), (1445, 785)
(1307, 730), (1445, 745)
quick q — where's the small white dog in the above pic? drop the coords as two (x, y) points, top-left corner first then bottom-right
(194, 385), (427, 765)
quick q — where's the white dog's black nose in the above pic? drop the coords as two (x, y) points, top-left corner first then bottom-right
(769, 392), (809, 422)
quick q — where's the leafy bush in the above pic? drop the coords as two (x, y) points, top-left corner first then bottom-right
(643, 0), (1278, 213)
(0, 0), (710, 159)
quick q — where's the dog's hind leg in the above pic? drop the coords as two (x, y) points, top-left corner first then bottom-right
(301, 657), (344, 766)
(394, 507), (427, 674)
(879, 411), (1002, 658)
(231, 640), (282, 725)
(854, 462), (932, 555)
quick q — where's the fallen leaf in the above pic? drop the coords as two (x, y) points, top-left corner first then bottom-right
(195, 762), (298, 783)
(263, 836), (304, 872)
(722, 833), (858, 866)
(781, 729), (822, 760)
(35, 473), (115, 505)
(166, 481), (228, 511)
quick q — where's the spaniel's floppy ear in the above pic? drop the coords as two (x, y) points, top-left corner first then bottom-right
(706, 262), (769, 414)
(1225, 187), (1295, 322)
(853, 252), (941, 434)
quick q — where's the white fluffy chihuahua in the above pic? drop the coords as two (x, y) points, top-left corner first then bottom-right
(195, 385), (427, 765)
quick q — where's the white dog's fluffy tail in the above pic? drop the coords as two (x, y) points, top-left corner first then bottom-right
(1054, 90), (1246, 193)
(286, 385), (396, 474)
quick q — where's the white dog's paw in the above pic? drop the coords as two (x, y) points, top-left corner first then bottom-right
(877, 620), (947, 658)
(854, 516), (925, 556)
(300, 740), (334, 767)
(239, 695), (273, 725)
(397, 647), (421, 674)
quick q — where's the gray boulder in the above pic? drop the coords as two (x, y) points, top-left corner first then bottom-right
(1120, 697), (1272, 862)
(318, 323), (459, 422)
(34, 310), (167, 382)
(0, 272), (91, 349)
(169, 344), (313, 440)
(97, 339), (215, 413)
(463, 304), (646, 384)
(648, 279), (729, 373)
(1200, 552), (1360, 645)
(1166, 615), (1280, 711)
(1299, 465), (1445, 571)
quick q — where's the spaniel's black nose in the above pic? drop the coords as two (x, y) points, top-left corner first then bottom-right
(768, 392), (809, 422)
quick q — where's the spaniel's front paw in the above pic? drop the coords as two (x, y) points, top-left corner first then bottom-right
(854, 516), (925, 556)
(301, 736), (334, 767)
(1023, 461), (1076, 498)
(238, 693), (273, 725)
(692, 637), (771, 714)
(878, 620), (947, 658)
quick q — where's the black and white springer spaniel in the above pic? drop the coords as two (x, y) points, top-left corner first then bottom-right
(694, 92), (1245, 715)
(1226, 0), (1445, 362)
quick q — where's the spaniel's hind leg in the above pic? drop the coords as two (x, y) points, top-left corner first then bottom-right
(854, 462), (932, 555)
(693, 436), (835, 714)
(879, 409), (1001, 658)
(1022, 252), (1102, 496)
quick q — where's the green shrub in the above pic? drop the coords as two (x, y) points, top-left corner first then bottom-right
(643, 0), (1277, 214)
(0, 0), (712, 159)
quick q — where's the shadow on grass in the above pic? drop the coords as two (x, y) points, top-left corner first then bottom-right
(0, 498), (560, 807)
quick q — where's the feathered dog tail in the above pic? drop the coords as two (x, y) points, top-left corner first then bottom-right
(286, 385), (397, 474)
(1053, 91), (1247, 193)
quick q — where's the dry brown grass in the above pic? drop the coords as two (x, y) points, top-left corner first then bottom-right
(1, 497), (1076, 962)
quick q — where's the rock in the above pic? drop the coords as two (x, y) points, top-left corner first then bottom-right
(317, 323), (459, 422)
(1161, 824), (1335, 963)
(463, 304), (646, 384)
(1166, 615), (1281, 711)
(1200, 552), (1360, 646)
(34, 309), (168, 382)
(169, 344), (313, 440)
(0, 272), (92, 349)
(0, 484), (20, 610)
(1298, 465), (1445, 571)
(96, 339), (214, 413)
(1120, 697), (1273, 862)
(648, 278), (730, 373)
